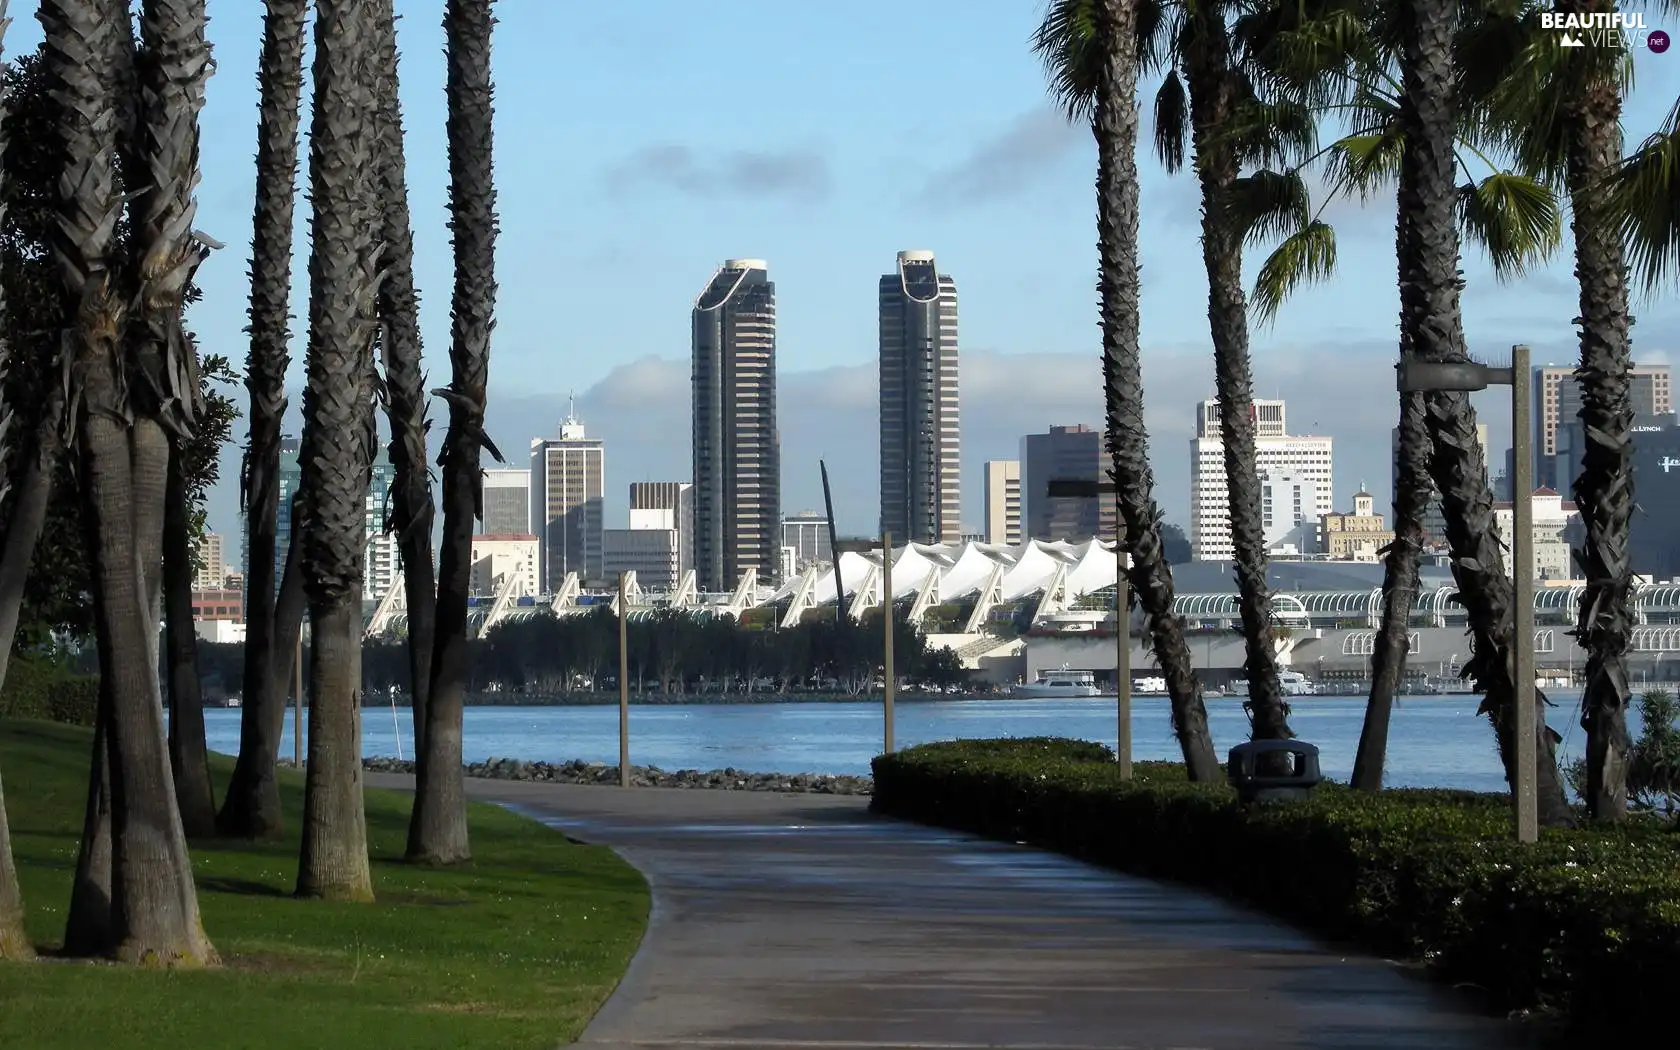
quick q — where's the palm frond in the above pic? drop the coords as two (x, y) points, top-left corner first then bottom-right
(1225, 97), (1318, 169)
(1456, 170), (1563, 279)
(1327, 124), (1404, 199)
(1226, 169), (1311, 247)
(1608, 100), (1680, 294)
(1153, 67), (1188, 172)
(1031, 0), (1102, 123)
(1252, 219), (1338, 323)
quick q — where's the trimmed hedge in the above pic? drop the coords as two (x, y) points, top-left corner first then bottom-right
(871, 737), (1680, 1030)
(0, 653), (99, 726)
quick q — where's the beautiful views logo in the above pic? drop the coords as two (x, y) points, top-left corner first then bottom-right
(1541, 10), (1670, 51)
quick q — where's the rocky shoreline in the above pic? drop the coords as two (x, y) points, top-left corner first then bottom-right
(359, 755), (873, 795)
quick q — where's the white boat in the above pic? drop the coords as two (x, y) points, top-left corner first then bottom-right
(1013, 668), (1103, 698)
(1230, 670), (1316, 697)
(1132, 676), (1168, 695)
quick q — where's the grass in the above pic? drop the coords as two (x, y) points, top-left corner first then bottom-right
(0, 719), (650, 1049)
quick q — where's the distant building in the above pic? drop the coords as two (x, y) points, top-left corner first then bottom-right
(1259, 473), (1321, 555)
(1319, 490), (1393, 562)
(193, 531), (226, 591)
(1397, 423), (1489, 546)
(1192, 400), (1332, 561)
(780, 512), (831, 573)
(469, 534), (539, 598)
(1536, 363), (1672, 467)
(531, 401), (604, 589)
(1630, 423), (1680, 580)
(982, 460), (1021, 545)
(604, 528), (682, 592)
(629, 481), (694, 576)
(191, 588), (244, 624)
(878, 250), (960, 543)
(480, 469), (532, 537)
(1020, 425), (1117, 542)
(1493, 488), (1579, 581)
(692, 259), (780, 589)
(260, 437), (398, 603)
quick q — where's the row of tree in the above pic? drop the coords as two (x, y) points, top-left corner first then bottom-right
(1044, 0), (1672, 823)
(0, 0), (501, 967)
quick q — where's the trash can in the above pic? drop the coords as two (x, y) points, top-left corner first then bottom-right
(1227, 739), (1322, 803)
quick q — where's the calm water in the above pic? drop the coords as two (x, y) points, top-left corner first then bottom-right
(201, 691), (1622, 794)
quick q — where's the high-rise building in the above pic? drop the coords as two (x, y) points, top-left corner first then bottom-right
(1258, 473), (1321, 554)
(692, 258), (780, 591)
(469, 534), (539, 598)
(193, 531), (226, 591)
(1020, 425), (1118, 541)
(1190, 400), (1333, 561)
(780, 511), (832, 574)
(1536, 363), (1672, 464)
(1394, 423), (1489, 545)
(260, 437), (399, 602)
(629, 481), (694, 575)
(480, 469), (532, 537)
(531, 403), (605, 590)
(879, 250), (960, 543)
(982, 460), (1021, 545)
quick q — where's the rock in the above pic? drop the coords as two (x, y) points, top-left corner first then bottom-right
(358, 754), (872, 794)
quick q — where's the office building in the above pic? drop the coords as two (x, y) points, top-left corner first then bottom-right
(692, 258), (780, 590)
(1493, 489), (1580, 580)
(261, 437), (399, 603)
(781, 511), (832, 574)
(1190, 400), (1333, 561)
(1020, 425), (1118, 542)
(480, 469), (532, 537)
(879, 250), (960, 543)
(531, 403), (605, 589)
(983, 459), (1021, 545)
(1259, 473), (1321, 554)
(193, 531), (226, 591)
(1536, 363), (1672, 463)
(603, 528), (682, 592)
(469, 534), (539, 598)
(1631, 422), (1680, 580)
(1395, 423), (1490, 545)
(1320, 490), (1393, 562)
(629, 481), (694, 575)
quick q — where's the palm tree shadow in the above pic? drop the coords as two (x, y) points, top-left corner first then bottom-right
(197, 876), (288, 898)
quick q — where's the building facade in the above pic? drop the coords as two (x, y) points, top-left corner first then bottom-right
(692, 258), (780, 590)
(480, 468), (532, 537)
(1258, 473), (1321, 554)
(603, 528), (682, 592)
(531, 408), (605, 590)
(1631, 423), (1680, 580)
(469, 534), (540, 598)
(193, 531), (226, 591)
(629, 481), (694, 575)
(1191, 400), (1333, 561)
(262, 438), (399, 603)
(1492, 488), (1580, 581)
(1320, 491), (1393, 562)
(879, 250), (960, 543)
(780, 512), (832, 574)
(1021, 425), (1118, 542)
(983, 459), (1022, 546)
(1536, 363), (1672, 461)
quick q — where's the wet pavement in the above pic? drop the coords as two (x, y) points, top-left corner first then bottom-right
(370, 776), (1542, 1050)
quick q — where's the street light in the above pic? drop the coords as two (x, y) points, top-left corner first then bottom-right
(1397, 344), (1535, 843)
(1046, 478), (1131, 779)
(834, 533), (896, 754)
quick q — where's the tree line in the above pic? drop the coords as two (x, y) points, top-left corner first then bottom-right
(1037, 0), (1671, 824)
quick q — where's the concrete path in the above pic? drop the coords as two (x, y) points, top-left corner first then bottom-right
(375, 776), (1541, 1050)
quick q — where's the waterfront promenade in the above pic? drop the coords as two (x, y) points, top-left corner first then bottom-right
(370, 775), (1544, 1049)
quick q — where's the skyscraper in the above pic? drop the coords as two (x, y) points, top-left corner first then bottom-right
(982, 460), (1021, 545)
(531, 403), (605, 590)
(629, 481), (694, 575)
(692, 258), (780, 591)
(1020, 425), (1118, 541)
(479, 468), (532, 536)
(1535, 363), (1672, 459)
(256, 436), (399, 602)
(1189, 400), (1333, 561)
(879, 250), (960, 543)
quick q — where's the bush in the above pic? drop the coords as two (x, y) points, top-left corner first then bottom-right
(872, 737), (1680, 1031)
(0, 653), (99, 726)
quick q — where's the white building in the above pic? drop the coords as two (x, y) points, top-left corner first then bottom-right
(192, 531), (226, 591)
(469, 534), (539, 598)
(1259, 473), (1321, 555)
(983, 459), (1021, 545)
(1190, 399), (1333, 561)
(780, 512), (831, 573)
(1493, 488), (1579, 581)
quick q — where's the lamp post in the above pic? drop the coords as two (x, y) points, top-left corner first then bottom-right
(834, 534), (896, 754)
(1046, 478), (1130, 778)
(294, 628), (303, 767)
(618, 572), (631, 788)
(1397, 344), (1536, 843)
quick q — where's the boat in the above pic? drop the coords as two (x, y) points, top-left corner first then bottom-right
(1132, 676), (1168, 695)
(1230, 670), (1316, 697)
(1013, 668), (1103, 698)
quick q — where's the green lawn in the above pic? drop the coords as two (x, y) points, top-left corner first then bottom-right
(0, 719), (649, 1049)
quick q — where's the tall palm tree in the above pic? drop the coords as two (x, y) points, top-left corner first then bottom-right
(164, 453), (216, 837)
(409, 0), (500, 862)
(1609, 100), (1679, 293)
(1034, 0), (1220, 779)
(219, 0), (310, 840)
(295, 0), (378, 902)
(370, 0), (437, 760)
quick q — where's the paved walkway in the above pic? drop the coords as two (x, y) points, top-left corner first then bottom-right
(374, 776), (1541, 1050)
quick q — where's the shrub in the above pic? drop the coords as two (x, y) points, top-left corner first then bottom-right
(0, 652), (99, 727)
(872, 737), (1680, 1031)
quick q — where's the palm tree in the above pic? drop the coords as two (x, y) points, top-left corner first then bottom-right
(409, 0), (500, 863)
(295, 0), (378, 902)
(1033, 0), (1220, 780)
(1609, 100), (1679, 293)
(164, 453), (216, 837)
(219, 0), (310, 841)
(370, 0), (438, 760)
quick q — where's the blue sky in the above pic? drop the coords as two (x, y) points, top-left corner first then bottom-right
(12, 2), (1680, 555)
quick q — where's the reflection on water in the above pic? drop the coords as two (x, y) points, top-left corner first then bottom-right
(201, 691), (1616, 793)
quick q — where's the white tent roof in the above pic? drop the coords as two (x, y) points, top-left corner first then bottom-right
(770, 538), (1119, 606)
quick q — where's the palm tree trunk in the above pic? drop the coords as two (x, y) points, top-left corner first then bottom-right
(1399, 0), (1571, 826)
(0, 766), (29, 959)
(1557, 0), (1633, 823)
(219, 0), (309, 840)
(293, 0), (379, 903)
(62, 707), (113, 955)
(164, 448), (216, 838)
(1184, 17), (1288, 741)
(410, 0), (499, 865)
(0, 394), (68, 691)
(1093, 0), (1219, 781)
(370, 0), (437, 758)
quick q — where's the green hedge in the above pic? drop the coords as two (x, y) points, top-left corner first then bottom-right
(871, 737), (1680, 1030)
(0, 653), (99, 726)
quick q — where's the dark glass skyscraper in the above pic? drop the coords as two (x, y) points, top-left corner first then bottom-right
(879, 250), (960, 544)
(692, 259), (780, 591)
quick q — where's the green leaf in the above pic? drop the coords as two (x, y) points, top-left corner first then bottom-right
(1226, 169), (1310, 247)
(1328, 124), (1403, 199)
(1608, 100), (1680, 295)
(1456, 171), (1562, 279)
(1252, 219), (1338, 324)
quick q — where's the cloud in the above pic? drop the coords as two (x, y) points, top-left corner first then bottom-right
(602, 144), (831, 201)
(914, 107), (1085, 206)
